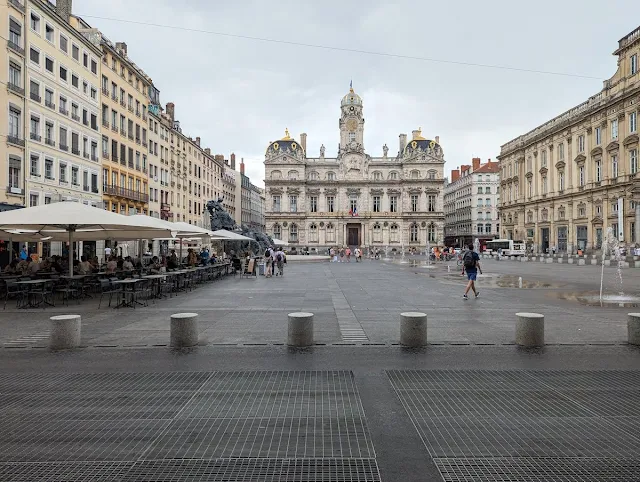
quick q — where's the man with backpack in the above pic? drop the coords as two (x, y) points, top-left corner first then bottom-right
(275, 248), (285, 276)
(264, 246), (274, 278)
(462, 243), (482, 300)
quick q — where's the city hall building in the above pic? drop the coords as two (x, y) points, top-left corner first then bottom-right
(263, 86), (445, 251)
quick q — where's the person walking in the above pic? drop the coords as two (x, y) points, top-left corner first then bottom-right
(264, 246), (274, 278)
(339, 247), (344, 263)
(462, 243), (482, 300)
(330, 247), (337, 263)
(275, 248), (285, 276)
(354, 247), (360, 262)
(345, 247), (351, 262)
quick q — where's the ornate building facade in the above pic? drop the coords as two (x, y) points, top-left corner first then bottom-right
(264, 87), (445, 250)
(498, 26), (640, 253)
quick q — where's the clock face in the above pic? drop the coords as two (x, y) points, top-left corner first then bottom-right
(346, 118), (358, 132)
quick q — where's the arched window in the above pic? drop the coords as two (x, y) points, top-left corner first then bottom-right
(389, 171), (398, 180)
(309, 223), (318, 242)
(428, 223), (436, 242)
(373, 171), (382, 181)
(411, 170), (419, 179)
(271, 170), (282, 180)
(288, 170), (298, 180)
(326, 222), (335, 243)
(485, 223), (492, 234)
(373, 223), (382, 243)
(428, 170), (436, 180)
(309, 171), (318, 181)
(327, 171), (336, 181)
(477, 187), (483, 194)
(289, 223), (298, 242)
(390, 224), (399, 243)
(410, 223), (419, 242)
(273, 223), (281, 239)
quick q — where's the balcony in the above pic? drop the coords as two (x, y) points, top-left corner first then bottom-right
(92, 187), (99, 194)
(128, 133), (134, 141)
(45, 100), (55, 110)
(7, 82), (24, 96)
(161, 203), (170, 211)
(103, 184), (149, 203)
(135, 137), (140, 145)
(112, 154), (118, 162)
(60, 144), (68, 152)
(30, 133), (41, 142)
(142, 113), (147, 121)
(128, 161), (134, 169)
(91, 155), (98, 162)
(142, 141), (148, 148)
(111, 94), (118, 101)
(30, 92), (41, 103)
(83, 152), (89, 159)
(71, 114), (80, 122)
(120, 99), (126, 107)
(59, 106), (68, 115)
(128, 105), (134, 113)
(102, 152), (109, 160)
(7, 135), (25, 147)
(112, 124), (118, 132)
(72, 147), (80, 155)
(120, 128), (126, 136)
(6, 186), (24, 195)
(45, 138), (55, 147)
(102, 119), (109, 128)
(8, 0), (25, 13)
(83, 185), (90, 191)
(135, 164), (140, 171)
(59, 180), (68, 186)
(7, 40), (24, 56)
(135, 110), (141, 117)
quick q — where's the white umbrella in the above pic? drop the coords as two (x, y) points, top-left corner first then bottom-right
(0, 202), (175, 274)
(211, 229), (254, 241)
(271, 238), (286, 246)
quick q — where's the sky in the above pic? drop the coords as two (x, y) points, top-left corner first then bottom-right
(74, 0), (638, 187)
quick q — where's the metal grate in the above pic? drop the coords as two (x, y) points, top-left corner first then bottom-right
(557, 390), (640, 417)
(434, 457), (640, 482)
(527, 370), (640, 390)
(56, 371), (213, 392)
(387, 369), (547, 391)
(0, 461), (134, 482)
(123, 458), (381, 481)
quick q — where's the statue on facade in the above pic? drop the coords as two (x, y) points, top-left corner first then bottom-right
(383, 144), (388, 158)
(320, 144), (325, 158)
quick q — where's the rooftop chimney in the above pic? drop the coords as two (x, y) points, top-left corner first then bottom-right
(115, 42), (128, 57)
(240, 158), (245, 175)
(204, 147), (211, 155)
(166, 102), (175, 122)
(55, 0), (73, 22)
(435, 136), (440, 144)
(411, 129), (421, 140)
(472, 157), (481, 171)
(300, 133), (307, 153)
(399, 133), (407, 152)
(195, 137), (201, 147)
(451, 169), (460, 182)
(230, 153), (236, 170)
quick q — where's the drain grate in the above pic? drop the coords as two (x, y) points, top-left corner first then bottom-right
(558, 390), (640, 417)
(434, 457), (640, 481)
(56, 371), (213, 392)
(387, 369), (546, 391)
(0, 461), (133, 481)
(124, 458), (381, 481)
(528, 370), (640, 390)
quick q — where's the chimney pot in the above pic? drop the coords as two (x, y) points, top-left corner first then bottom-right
(230, 153), (236, 170)
(166, 102), (175, 122)
(240, 158), (245, 175)
(435, 136), (440, 144)
(55, 0), (73, 22)
(300, 133), (307, 153)
(196, 136), (201, 146)
(451, 169), (460, 182)
(399, 133), (407, 152)
(472, 157), (481, 171)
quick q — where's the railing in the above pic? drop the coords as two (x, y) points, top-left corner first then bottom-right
(7, 82), (24, 96)
(72, 147), (80, 155)
(45, 138), (55, 147)
(91, 155), (98, 162)
(83, 152), (89, 159)
(7, 40), (24, 56)
(102, 119), (109, 128)
(30, 133), (41, 141)
(60, 144), (68, 152)
(45, 100), (55, 110)
(59, 106), (68, 115)
(618, 26), (640, 50)
(111, 94), (118, 101)
(59, 180), (68, 186)
(92, 187), (99, 194)
(102, 87), (109, 96)
(112, 124), (118, 132)
(102, 152), (109, 160)
(128, 161), (134, 169)
(8, 0), (25, 13)
(128, 133), (134, 140)
(136, 110), (141, 117)
(120, 99), (126, 107)
(7, 135), (24, 147)
(135, 137), (140, 144)
(83, 185), (90, 191)
(120, 128), (126, 136)
(30, 92), (41, 102)
(103, 185), (149, 203)
(112, 153), (118, 161)
(71, 114), (80, 122)
(128, 105), (134, 113)
(135, 164), (140, 171)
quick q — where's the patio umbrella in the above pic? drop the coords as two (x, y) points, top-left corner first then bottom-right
(271, 238), (286, 246)
(0, 202), (175, 275)
(210, 229), (254, 241)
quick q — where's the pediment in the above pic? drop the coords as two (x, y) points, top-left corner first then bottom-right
(268, 187), (284, 195)
(590, 146), (603, 157)
(555, 160), (566, 170)
(606, 141), (619, 152)
(324, 188), (337, 195)
(286, 187), (301, 195)
(307, 188), (320, 195)
(591, 216), (603, 225)
(424, 187), (440, 194)
(386, 188), (401, 195)
(538, 167), (548, 175)
(525, 172), (533, 179)
(623, 134), (639, 147)
(346, 188), (362, 197)
(512, 175), (519, 182)
(264, 153), (305, 165)
(370, 188), (384, 195)
(407, 187), (422, 194)
(574, 154), (586, 165)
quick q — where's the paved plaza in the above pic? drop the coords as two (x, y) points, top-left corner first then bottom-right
(1, 259), (639, 481)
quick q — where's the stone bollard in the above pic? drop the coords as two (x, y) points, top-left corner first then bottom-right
(49, 315), (81, 350)
(628, 313), (640, 346)
(170, 313), (199, 348)
(568, 258), (574, 264)
(400, 312), (428, 347)
(546, 258), (553, 263)
(288, 312), (314, 347)
(578, 259), (586, 266)
(515, 312), (544, 347)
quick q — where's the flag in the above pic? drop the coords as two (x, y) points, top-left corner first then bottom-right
(352, 207), (358, 217)
(349, 208), (353, 216)
(350, 79), (353, 89)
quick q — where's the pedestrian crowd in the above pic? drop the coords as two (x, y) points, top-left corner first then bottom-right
(329, 246), (363, 262)
(264, 246), (287, 277)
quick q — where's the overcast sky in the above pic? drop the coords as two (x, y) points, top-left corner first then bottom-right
(75, 0), (638, 187)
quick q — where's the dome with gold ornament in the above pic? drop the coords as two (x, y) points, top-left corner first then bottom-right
(265, 129), (305, 157)
(341, 85), (362, 107)
(403, 128), (442, 156)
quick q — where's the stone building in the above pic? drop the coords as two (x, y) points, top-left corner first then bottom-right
(264, 87), (445, 250)
(444, 158), (500, 248)
(498, 26), (640, 253)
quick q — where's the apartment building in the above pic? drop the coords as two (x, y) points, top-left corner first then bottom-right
(219, 153), (238, 223)
(1, 0), (28, 212)
(146, 83), (161, 219)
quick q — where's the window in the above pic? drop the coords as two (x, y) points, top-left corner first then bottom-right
(273, 224), (281, 239)
(59, 126), (67, 147)
(373, 195), (381, 212)
(389, 195), (398, 212)
(326, 223), (335, 243)
(289, 224), (298, 242)
(611, 119), (619, 140)
(9, 158), (20, 189)
(578, 135), (585, 153)
(289, 195), (298, 212)
(373, 223), (382, 243)
(631, 112), (638, 133)
(485, 187), (491, 194)
(632, 54), (638, 75)
(373, 171), (382, 181)
(542, 176), (548, 194)
(327, 196), (335, 213)
(327, 171), (336, 181)
(428, 170), (436, 180)
(30, 12), (40, 32)
(72, 44), (79, 61)
(541, 150), (547, 167)
(558, 143), (564, 160)
(410, 223), (419, 242)
(612, 155), (618, 178)
(30, 47), (39, 64)
(9, 61), (21, 88)
(71, 74), (78, 88)
(411, 170), (419, 179)
(59, 34), (67, 52)
(29, 79), (39, 100)
(477, 197), (483, 207)
(59, 96), (67, 113)
(527, 179), (533, 197)
(9, 19), (22, 47)
(428, 223), (436, 242)
(91, 59), (97, 75)
(310, 196), (317, 213)
(390, 224), (399, 243)
(477, 187), (483, 194)
(594, 127), (601, 146)
(389, 171), (398, 180)
(631, 149), (638, 174)
(45, 122), (53, 142)
(428, 195), (436, 212)
(308, 171), (318, 181)
(45, 57), (54, 73)
(485, 197), (491, 207)
(59, 66), (67, 81)
(349, 198), (357, 214)
(30, 115), (39, 138)
(485, 223), (492, 234)
(272, 195), (281, 211)
(579, 166), (585, 186)
(30, 154), (39, 176)
(45, 24), (54, 42)
(82, 81), (88, 95)
(595, 160), (602, 181)
(411, 194), (418, 212)
(309, 224), (318, 243)
(477, 224), (484, 234)
(348, 132), (356, 142)
(288, 170), (298, 180)
(612, 201), (619, 213)
(91, 113), (97, 130)
(558, 171), (565, 191)
(29, 193), (38, 207)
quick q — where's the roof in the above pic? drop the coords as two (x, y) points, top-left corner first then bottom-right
(473, 162), (500, 174)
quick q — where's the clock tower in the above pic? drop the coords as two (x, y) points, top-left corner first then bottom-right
(339, 85), (364, 152)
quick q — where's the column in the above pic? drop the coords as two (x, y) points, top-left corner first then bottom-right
(636, 202), (640, 245)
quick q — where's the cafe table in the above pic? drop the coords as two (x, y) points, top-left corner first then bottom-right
(16, 279), (55, 308)
(112, 279), (145, 308)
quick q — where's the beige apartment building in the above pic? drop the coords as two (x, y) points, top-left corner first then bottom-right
(1, 0), (28, 212)
(498, 26), (640, 253)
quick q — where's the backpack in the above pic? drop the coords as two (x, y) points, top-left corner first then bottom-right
(264, 249), (271, 258)
(463, 251), (475, 269)
(276, 253), (283, 262)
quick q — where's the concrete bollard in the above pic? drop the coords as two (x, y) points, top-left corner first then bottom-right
(578, 259), (586, 266)
(515, 312), (544, 347)
(288, 312), (314, 347)
(49, 315), (81, 350)
(546, 258), (553, 263)
(170, 313), (199, 347)
(628, 313), (640, 345)
(568, 258), (574, 264)
(400, 312), (428, 347)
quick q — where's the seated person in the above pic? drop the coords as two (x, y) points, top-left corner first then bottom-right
(209, 252), (218, 264)
(29, 259), (41, 274)
(78, 256), (93, 274)
(106, 256), (118, 274)
(149, 256), (162, 274)
(167, 250), (179, 269)
(122, 257), (134, 271)
(16, 257), (30, 274)
(50, 256), (64, 273)
(40, 258), (52, 272)
(90, 256), (99, 270)
(3, 259), (19, 274)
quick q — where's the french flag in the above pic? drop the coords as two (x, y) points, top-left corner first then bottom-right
(351, 207), (358, 217)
